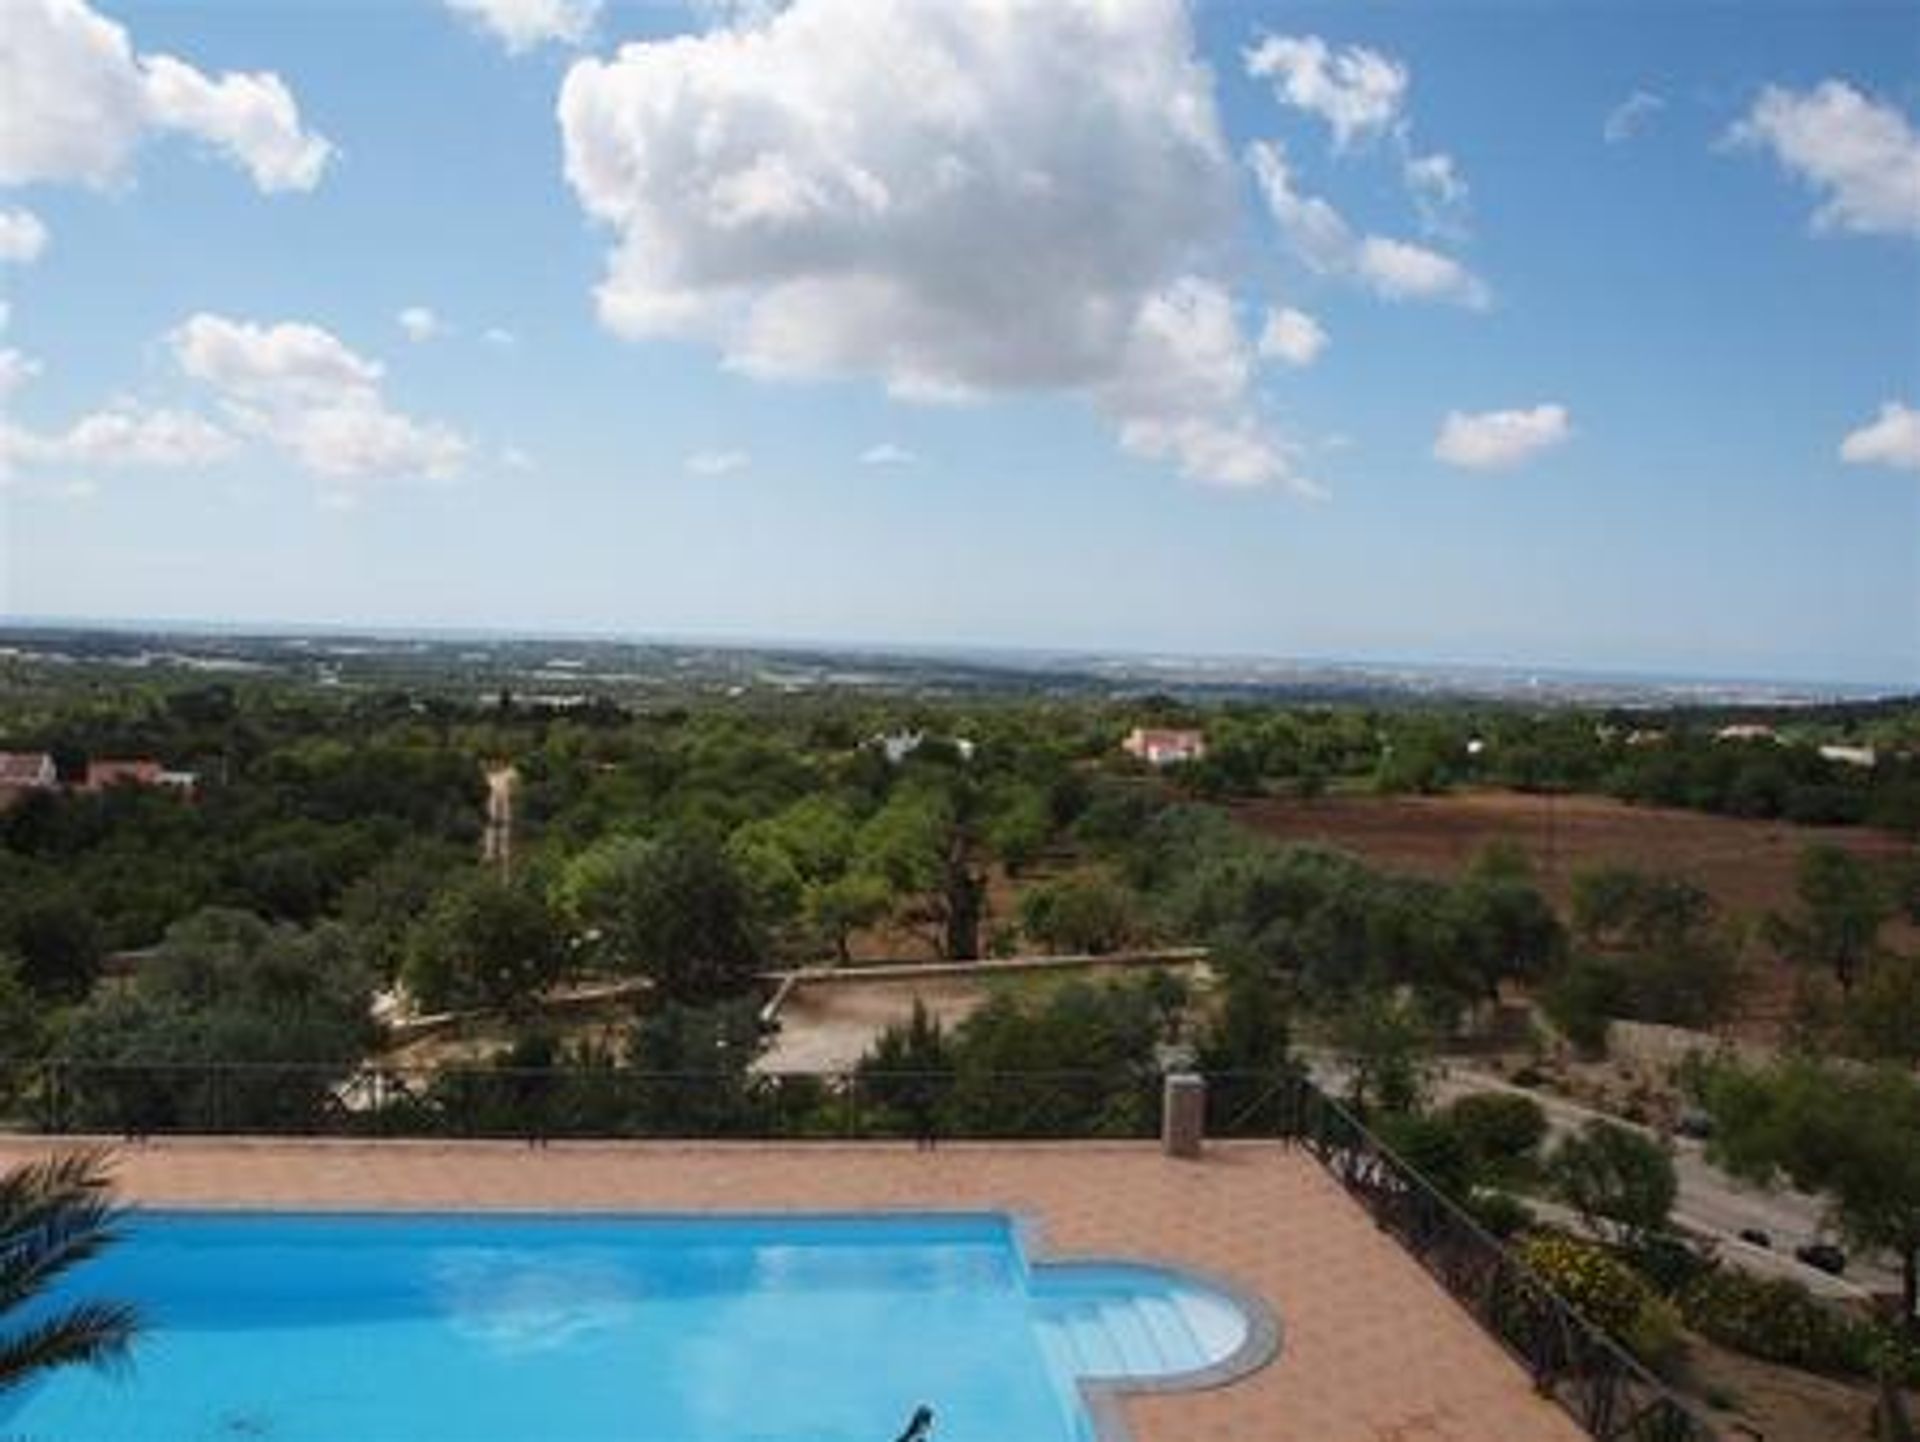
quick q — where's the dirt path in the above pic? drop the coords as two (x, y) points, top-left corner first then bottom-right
(482, 764), (516, 872)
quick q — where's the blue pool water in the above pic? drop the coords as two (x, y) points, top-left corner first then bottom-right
(0, 1212), (1253, 1442)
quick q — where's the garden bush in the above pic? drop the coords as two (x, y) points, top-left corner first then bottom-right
(1678, 1268), (1920, 1385)
(1518, 1233), (1684, 1373)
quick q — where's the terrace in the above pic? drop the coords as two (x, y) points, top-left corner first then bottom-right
(0, 1069), (1712, 1442)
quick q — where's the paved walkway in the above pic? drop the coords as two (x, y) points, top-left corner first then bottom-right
(0, 1138), (1585, 1442)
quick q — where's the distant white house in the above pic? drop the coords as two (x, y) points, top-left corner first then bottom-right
(872, 731), (976, 764)
(0, 751), (56, 808)
(1714, 724), (1780, 744)
(1122, 727), (1207, 768)
(1818, 744), (1877, 769)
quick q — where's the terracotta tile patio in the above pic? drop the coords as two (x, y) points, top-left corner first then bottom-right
(0, 1137), (1585, 1442)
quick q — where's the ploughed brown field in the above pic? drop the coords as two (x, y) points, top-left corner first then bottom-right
(1227, 789), (1916, 928)
(1229, 789), (1919, 1036)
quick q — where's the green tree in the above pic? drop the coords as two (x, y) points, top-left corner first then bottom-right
(565, 831), (766, 1003)
(1018, 873), (1141, 956)
(1767, 844), (1893, 995)
(1197, 957), (1293, 1076)
(0, 891), (102, 1004)
(1445, 1092), (1549, 1185)
(1333, 993), (1431, 1117)
(856, 782), (983, 961)
(404, 875), (566, 1016)
(0, 1153), (140, 1391)
(1548, 1119), (1678, 1248)
(857, 1000), (956, 1136)
(625, 999), (766, 1135)
(1704, 1060), (1920, 1327)
(59, 909), (375, 1130)
(1845, 951), (1920, 1064)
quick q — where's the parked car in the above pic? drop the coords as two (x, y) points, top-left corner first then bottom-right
(1737, 1228), (1772, 1249)
(1794, 1241), (1847, 1275)
(1674, 1110), (1714, 1140)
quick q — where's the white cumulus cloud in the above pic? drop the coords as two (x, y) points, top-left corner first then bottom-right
(1434, 404), (1572, 470)
(1257, 306), (1327, 367)
(444, 0), (599, 53)
(59, 403), (236, 467)
(1249, 140), (1488, 309)
(170, 313), (469, 482)
(685, 448), (750, 475)
(1357, 236), (1490, 308)
(557, 0), (1303, 491)
(398, 306), (443, 342)
(1604, 90), (1665, 144)
(1403, 150), (1468, 237)
(1244, 34), (1407, 149)
(1729, 80), (1920, 239)
(0, 401), (234, 487)
(1840, 401), (1920, 472)
(0, 208), (49, 263)
(0, 348), (43, 399)
(859, 442), (917, 466)
(0, 0), (332, 193)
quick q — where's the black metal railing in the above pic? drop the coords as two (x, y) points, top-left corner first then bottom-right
(1276, 1077), (1713, 1442)
(0, 1058), (1715, 1441)
(0, 1059), (1163, 1145)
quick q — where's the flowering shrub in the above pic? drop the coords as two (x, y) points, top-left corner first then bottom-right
(1518, 1233), (1684, 1372)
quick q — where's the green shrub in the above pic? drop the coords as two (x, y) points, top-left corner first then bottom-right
(1678, 1269), (1920, 1385)
(1377, 1112), (1474, 1200)
(1465, 1190), (1534, 1240)
(1446, 1092), (1548, 1181)
(1541, 955), (1626, 1055)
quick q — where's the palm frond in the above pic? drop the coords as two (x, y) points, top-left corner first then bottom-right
(0, 1151), (127, 1314)
(0, 1300), (140, 1392)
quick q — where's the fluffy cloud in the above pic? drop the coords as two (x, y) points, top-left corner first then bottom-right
(0, 0), (331, 192)
(1257, 306), (1327, 367)
(0, 402), (233, 492)
(170, 313), (468, 481)
(1249, 140), (1488, 308)
(859, 442), (917, 466)
(0, 208), (49, 264)
(54, 403), (235, 467)
(685, 448), (750, 475)
(1604, 90), (1665, 144)
(443, 0), (599, 53)
(398, 306), (443, 342)
(1357, 236), (1489, 307)
(1729, 81), (1920, 239)
(1244, 35), (1407, 149)
(1434, 404), (1572, 470)
(0, 348), (43, 399)
(558, 0), (1303, 490)
(1840, 401), (1920, 472)
(1403, 151), (1468, 236)
(1097, 275), (1300, 490)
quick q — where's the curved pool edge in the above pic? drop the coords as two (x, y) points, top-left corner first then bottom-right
(1026, 1253), (1282, 1442)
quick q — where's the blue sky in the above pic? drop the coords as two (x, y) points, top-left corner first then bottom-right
(1, 0), (1916, 686)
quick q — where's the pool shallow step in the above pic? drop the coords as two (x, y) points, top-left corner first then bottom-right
(1033, 1288), (1213, 1380)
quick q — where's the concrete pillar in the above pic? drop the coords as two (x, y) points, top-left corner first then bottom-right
(1162, 1072), (1205, 1159)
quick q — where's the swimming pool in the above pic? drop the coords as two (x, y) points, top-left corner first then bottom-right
(0, 1211), (1270, 1442)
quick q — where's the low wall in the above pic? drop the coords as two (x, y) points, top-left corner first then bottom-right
(1603, 1019), (1774, 1073)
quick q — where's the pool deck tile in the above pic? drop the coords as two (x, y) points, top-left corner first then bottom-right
(0, 1137), (1586, 1442)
